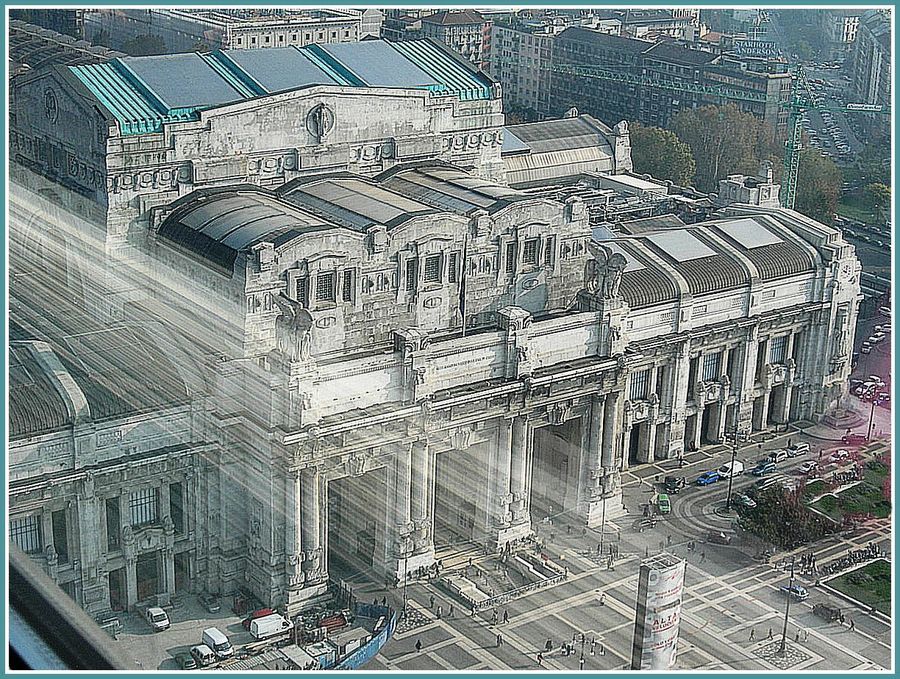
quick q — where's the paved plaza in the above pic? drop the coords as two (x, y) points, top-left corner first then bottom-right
(357, 415), (892, 671)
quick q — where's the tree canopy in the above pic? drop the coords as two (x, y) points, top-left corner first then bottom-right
(794, 149), (842, 224)
(629, 124), (696, 187)
(670, 104), (778, 193)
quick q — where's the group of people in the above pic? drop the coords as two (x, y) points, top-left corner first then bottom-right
(820, 543), (884, 577)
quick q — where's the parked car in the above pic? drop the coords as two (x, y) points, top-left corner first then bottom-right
(190, 645), (216, 668)
(780, 584), (809, 600)
(787, 442), (809, 457)
(869, 333), (886, 344)
(798, 460), (820, 475)
(768, 449), (788, 464)
(734, 493), (757, 509)
(696, 471), (721, 486)
(868, 375), (885, 386)
(656, 494), (671, 514)
(829, 449), (851, 463)
(145, 606), (170, 632)
(707, 531), (733, 545)
(878, 306), (891, 316)
(876, 393), (890, 408)
(752, 461), (777, 477)
(664, 476), (687, 494)
(813, 602), (842, 621)
(842, 433), (867, 445)
(860, 344), (871, 355)
(199, 593), (221, 614)
(176, 652), (198, 670)
(243, 608), (277, 630)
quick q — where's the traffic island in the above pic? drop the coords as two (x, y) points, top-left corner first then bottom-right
(824, 559), (891, 615)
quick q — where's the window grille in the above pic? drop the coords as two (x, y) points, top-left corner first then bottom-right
(770, 335), (788, 364)
(506, 242), (517, 274)
(630, 369), (651, 400)
(545, 236), (556, 266)
(406, 259), (418, 292)
(448, 253), (458, 283)
(424, 255), (442, 283)
(315, 272), (336, 303)
(523, 239), (540, 265)
(342, 269), (354, 303)
(702, 352), (722, 382)
(10, 515), (42, 553)
(130, 487), (159, 527)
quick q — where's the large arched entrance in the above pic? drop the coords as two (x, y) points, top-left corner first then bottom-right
(531, 419), (582, 520)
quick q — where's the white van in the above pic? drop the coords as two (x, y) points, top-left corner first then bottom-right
(202, 627), (234, 659)
(250, 614), (293, 640)
(717, 460), (744, 478)
(190, 644), (216, 667)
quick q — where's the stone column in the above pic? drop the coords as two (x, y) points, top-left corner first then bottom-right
(285, 467), (328, 615)
(123, 526), (137, 610)
(509, 416), (531, 528)
(409, 440), (436, 567)
(644, 420), (658, 463)
(577, 395), (605, 525)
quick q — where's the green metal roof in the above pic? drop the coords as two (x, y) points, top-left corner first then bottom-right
(67, 39), (495, 136)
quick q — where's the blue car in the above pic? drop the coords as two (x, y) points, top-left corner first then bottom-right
(696, 471), (721, 486)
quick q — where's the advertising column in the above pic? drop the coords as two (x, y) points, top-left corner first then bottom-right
(630, 553), (686, 670)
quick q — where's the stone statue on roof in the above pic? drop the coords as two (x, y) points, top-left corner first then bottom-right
(274, 293), (313, 363)
(585, 244), (627, 299)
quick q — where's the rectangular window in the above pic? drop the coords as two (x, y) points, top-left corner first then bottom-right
(130, 487), (159, 527)
(10, 515), (42, 554)
(769, 335), (788, 364)
(523, 238), (540, 265)
(544, 236), (556, 266)
(169, 482), (184, 535)
(342, 269), (354, 303)
(728, 346), (741, 384)
(52, 510), (69, 564)
(756, 341), (768, 380)
(315, 272), (336, 303)
(505, 241), (517, 274)
(424, 255), (442, 283)
(448, 253), (459, 284)
(106, 497), (120, 550)
(405, 259), (418, 292)
(686, 356), (699, 397)
(296, 277), (309, 309)
(630, 368), (651, 400)
(702, 351), (722, 382)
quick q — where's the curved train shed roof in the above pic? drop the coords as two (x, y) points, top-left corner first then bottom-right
(67, 38), (495, 135)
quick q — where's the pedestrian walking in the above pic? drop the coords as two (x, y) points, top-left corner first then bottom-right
(599, 643), (605, 656)
(567, 524), (572, 535)
(448, 604), (454, 618)
(537, 652), (543, 665)
(580, 657), (585, 670)
(590, 639), (596, 655)
(496, 633), (503, 647)
(749, 628), (755, 641)
(415, 639), (422, 652)
(795, 630), (800, 642)
(572, 631), (578, 643)
(700, 551), (706, 563)
(667, 534), (672, 546)
(850, 618), (855, 631)
(437, 605), (443, 619)
(600, 592), (606, 605)
(582, 527), (587, 537)
(382, 596), (387, 606)
(546, 638), (553, 652)
(768, 627), (773, 640)
(491, 610), (498, 625)
(597, 543), (602, 555)
(503, 609), (509, 624)
(429, 594), (435, 609)
(840, 612), (845, 625)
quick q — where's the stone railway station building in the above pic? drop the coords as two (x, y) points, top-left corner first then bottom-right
(9, 39), (860, 616)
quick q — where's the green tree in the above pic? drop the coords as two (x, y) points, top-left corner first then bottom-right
(120, 34), (168, 57)
(629, 123), (696, 186)
(794, 149), (842, 224)
(671, 104), (770, 192)
(865, 182), (891, 208)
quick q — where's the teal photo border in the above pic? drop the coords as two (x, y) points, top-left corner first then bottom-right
(2, 2), (895, 677)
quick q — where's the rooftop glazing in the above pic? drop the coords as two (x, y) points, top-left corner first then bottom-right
(68, 39), (494, 136)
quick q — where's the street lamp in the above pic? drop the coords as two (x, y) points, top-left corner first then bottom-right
(866, 388), (882, 441)
(779, 557), (796, 656)
(724, 407), (748, 512)
(402, 554), (409, 617)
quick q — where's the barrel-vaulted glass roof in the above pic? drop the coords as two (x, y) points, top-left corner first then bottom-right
(68, 39), (495, 135)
